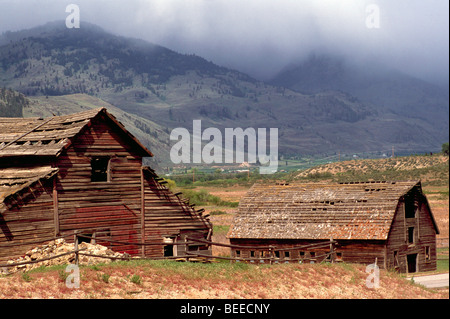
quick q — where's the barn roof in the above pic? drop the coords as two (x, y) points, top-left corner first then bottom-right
(228, 181), (424, 241)
(0, 108), (153, 158)
(0, 166), (59, 205)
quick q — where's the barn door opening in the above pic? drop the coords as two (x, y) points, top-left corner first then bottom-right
(407, 253), (417, 273)
(163, 237), (176, 257)
(77, 232), (93, 244)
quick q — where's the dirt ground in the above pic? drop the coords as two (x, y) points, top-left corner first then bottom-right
(0, 260), (448, 299)
(424, 186), (449, 246)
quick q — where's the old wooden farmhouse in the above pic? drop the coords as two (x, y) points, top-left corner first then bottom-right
(0, 108), (212, 262)
(228, 181), (439, 273)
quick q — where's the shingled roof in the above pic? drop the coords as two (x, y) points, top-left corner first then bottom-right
(0, 108), (153, 157)
(0, 166), (59, 207)
(228, 181), (427, 241)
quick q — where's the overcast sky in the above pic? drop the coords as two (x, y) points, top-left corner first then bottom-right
(0, 0), (448, 85)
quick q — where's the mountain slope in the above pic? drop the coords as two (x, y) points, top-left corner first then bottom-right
(270, 54), (449, 137)
(23, 93), (170, 169)
(0, 22), (446, 162)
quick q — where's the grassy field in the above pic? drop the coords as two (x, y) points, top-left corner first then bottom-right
(437, 248), (449, 273)
(0, 259), (447, 299)
(294, 154), (449, 187)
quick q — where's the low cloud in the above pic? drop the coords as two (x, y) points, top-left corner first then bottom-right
(0, 0), (448, 84)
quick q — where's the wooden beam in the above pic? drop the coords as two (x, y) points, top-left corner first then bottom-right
(53, 177), (60, 237)
(140, 167), (145, 257)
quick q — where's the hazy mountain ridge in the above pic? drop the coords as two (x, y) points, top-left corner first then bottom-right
(0, 22), (447, 162)
(270, 54), (449, 132)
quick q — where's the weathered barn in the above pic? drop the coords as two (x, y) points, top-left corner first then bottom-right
(0, 108), (212, 262)
(228, 181), (439, 273)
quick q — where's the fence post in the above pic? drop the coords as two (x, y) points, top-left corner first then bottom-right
(269, 246), (274, 265)
(185, 237), (189, 262)
(74, 231), (79, 266)
(330, 237), (334, 263)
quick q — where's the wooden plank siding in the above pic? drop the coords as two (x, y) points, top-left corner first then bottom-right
(141, 169), (211, 258)
(228, 239), (335, 264)
(54, 115), (143, 256)
(229, 238), (387, 265)
(0, 178), (56, 261)
(0, 109), (212, 262)
(385, 193), (438, 273)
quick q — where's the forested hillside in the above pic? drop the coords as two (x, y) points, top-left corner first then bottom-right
(0, 87), (27, 117)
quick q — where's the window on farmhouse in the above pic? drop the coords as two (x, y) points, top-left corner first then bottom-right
(77, 233), (93, 244)
(404, 195), (417, 218)
(91, 157), (110, 182)
(408, 227), (415, 244)
(425, 246), (431, 261)
(164, 245), (174, 257)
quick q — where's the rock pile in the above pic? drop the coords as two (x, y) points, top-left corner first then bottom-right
(1, 238), (128, 274)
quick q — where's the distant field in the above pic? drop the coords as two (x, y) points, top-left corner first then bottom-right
(295, 154), (449, 186)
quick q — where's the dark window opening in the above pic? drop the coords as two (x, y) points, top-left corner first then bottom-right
(425, 246), (431, 261)
(408, 227), (415, 244)
(407, 254), (417, 273)
(77, 233), (93, 244)
(164, 245), (173, 257)
(274, 251), (280, 258)
(235, 250), (241, 258)
(336, 252), (343, 261)
(91, 157), (110, 182)
(284, 251), (290, 259)
(405, 195), (417, 218)
(310, 251), (316, 258)
(250, 251), (255, 258)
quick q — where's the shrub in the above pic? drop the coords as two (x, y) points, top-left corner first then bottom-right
(99, 273), (110, 283)
(210, 210), (226, 215)
(442, 142), (449, 156)
(22, 272), (32, 282)
(130, 274), (141, 285)
(181, 189), (238, 207)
